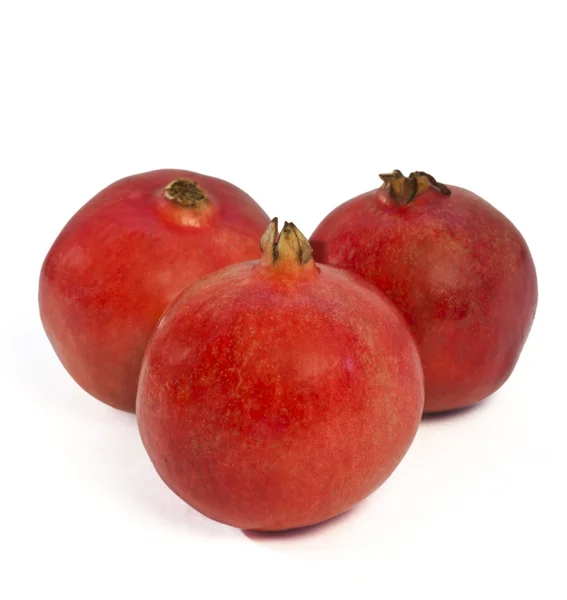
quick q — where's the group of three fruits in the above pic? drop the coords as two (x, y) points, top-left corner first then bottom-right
(39, 168), (537, 531)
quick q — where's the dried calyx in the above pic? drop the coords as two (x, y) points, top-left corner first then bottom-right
(164, 179), (209, 208)
(260, 218), (313, 266)
(379, 170), (451, 205)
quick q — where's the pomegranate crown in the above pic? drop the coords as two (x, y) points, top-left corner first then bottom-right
(164, 179), (209, 208)
(260, 218), (313, 266)
(379, 170), (451, 205)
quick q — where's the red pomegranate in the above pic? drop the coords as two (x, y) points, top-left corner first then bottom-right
(39, 169), (269, 411)
(137, 219), (424, 531)
(310, 170), (538, 413)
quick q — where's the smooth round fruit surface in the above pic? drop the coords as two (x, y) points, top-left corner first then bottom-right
(310, 171), (538, 413)
(137, 220), (424, 531)
(39, 169), (269, 411)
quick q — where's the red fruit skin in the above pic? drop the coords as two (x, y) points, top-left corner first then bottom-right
(137, 255), (424, 531)
(310, 185), (538, 413)
(39, 169), (270, 412)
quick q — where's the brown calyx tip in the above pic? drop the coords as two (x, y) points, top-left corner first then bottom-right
(164, 179), (209, 207)
(260, 217), (313, 266)
(379, 170), (451, 205)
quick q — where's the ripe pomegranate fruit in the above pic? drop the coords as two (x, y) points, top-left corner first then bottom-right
(39, 169), (269, 412)
(137, 219), (424, 531)
(310, 170), (538, 413)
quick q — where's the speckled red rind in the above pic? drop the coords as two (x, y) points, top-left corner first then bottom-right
(137, 260), (424, 531)
(310, 184), (537, 413)
(39, 169), (270, 411)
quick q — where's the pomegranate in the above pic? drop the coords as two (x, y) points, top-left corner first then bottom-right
(39, 169), (269, 412)
(137, 219), (424, 531)
(310, 170), (538, 413)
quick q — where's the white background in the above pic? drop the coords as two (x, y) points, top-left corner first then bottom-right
(1, 1), (566, 598)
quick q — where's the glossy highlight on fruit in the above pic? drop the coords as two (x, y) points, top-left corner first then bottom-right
(39, 169), (270, 411)
(311, 170), (538, 413)
(137, 219), (424, 531)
